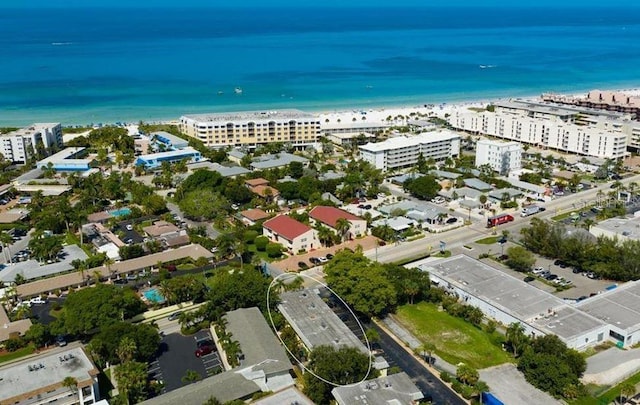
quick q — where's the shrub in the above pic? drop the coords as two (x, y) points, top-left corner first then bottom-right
(255, 236), (269, 251)
(243, 230), (259, 244)
(4, 337), (25, 352)
(266, 243), (283, 258)
(440, 371), (452, 382)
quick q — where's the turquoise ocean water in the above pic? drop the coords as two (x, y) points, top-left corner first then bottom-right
(0, 6), (639, 126)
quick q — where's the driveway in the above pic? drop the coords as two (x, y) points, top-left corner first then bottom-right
(583, 347), (640, 386)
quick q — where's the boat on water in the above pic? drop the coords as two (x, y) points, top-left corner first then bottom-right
(217, 90), (224, 95)
(234, 87), (243, 94)
(479, 65), (497, 69)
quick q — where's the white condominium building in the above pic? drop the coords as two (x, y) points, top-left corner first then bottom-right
(179, 109), (321, 149)
(358, 131), (460, 171)
(475, 139), (522, 175)
(0, 123), (63, 163)
(449, 101), (630, 159)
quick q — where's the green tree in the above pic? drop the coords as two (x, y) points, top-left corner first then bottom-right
(403, 175), (441, 201)
(52, 284), (145, 336)
(620, 383), (636, 404)
(25, 323), (50, 347)
(28, 234), (63, 262)
(303, 345), (373, 405)
(119, 244), (145, 260)
(179, 189), (229, 220)
(457, 364), (480, 386)
(89, 322), (161, 365)
(181, 369), (202, 384)
(505, 322), (528, 357)
(62, 376), (78, 395)
(288, 161), (304, 178)
(205, 266), (276, 313)
(505, 246), (535, 272)
(323, 250), (397, 316)
(115, 361), (148, 405)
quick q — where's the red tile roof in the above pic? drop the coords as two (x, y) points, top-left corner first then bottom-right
(309, 206), (361, 229)
(245, 178), (269, 187)
(251, 185), (279, 197)
(263, 215), (312, 241)
(241, 208), (270, 221)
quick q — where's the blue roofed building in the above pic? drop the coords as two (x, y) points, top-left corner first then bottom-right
(135, 147), (202, 169)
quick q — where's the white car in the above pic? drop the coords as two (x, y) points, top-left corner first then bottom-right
(532, 267), (546, 274)
(431, 197), (446, 204)
(317, 256), (329, 263)
(29, 296), (47, 305)
(126, 224), (133, 231)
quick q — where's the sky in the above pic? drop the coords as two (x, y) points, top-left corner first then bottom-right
(6, 0), (640, 7)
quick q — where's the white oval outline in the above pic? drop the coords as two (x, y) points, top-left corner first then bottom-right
(266, 272), (373, 387)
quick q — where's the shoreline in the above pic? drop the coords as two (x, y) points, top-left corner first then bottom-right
(5, 85), (640, 129)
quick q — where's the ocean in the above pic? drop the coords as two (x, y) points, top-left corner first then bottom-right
(1, 6), (639, 126)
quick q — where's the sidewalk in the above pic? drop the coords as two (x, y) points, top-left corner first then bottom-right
(381, 315), (458, 375)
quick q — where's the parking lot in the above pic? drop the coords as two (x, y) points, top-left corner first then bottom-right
(152, 329), (222, 392)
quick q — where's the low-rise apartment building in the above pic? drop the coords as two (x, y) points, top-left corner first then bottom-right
(309, 206), (367, 240)
(1, 123), (63, 163)
(0, 343), (100, 405)
(179, 110), (321, 149)
(262, 215), (318, 253)
(475, 139), (522, 175)
(358, 131), (460, 171)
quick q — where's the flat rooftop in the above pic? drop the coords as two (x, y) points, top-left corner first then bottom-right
(421, 255), (564, 322)
(359, 131), (459, 152)
(182, 109), (318, 123)
(0, 343), (97, 403)
(252, 387), (314, 405)
(530, 305), (605, 341)
(591, 216), (640, 241)
(331, 372), (424, 405)
(37, 147), (87, 165)
(578, 281), (640, 332)
(278, 290), (368, 354)
(496, 99), (627, 120)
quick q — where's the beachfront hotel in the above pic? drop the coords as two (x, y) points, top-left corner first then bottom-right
(0, 123), (63, 163)
(358, 131), (460, 171)
(449, 100), (633, 158)
(179, 110), (321, 149)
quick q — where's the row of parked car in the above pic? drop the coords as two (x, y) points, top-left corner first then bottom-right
(530, 266), (573, 286)
(298, 253), (335, 269)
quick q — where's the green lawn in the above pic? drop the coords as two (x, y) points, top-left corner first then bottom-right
(0, 345), (36, 365)
(395, 302), (513, 369)
(475, 236), (500, 245)
(246, 244), (273, 262)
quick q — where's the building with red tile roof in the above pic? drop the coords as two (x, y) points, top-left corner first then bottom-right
(245, 178), (270, 187)
(263, 215), (318, 254)
(240, 208), (270, 225)
(309, 206), (367, 240)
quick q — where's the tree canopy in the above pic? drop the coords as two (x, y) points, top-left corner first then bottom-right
(90, 322), (160, 365)
(52, 284), (146, 336)
(303, 345), (374, 405)
(403, 175), (441, 200)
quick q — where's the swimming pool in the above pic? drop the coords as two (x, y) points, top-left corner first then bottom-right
(143, 288), (165, 304)
(109, 207), (131, 217)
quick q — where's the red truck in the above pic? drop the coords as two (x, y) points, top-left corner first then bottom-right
(486, 213), (514, 228)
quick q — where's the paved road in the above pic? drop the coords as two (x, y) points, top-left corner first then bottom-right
(368, 173), (640, 265)
(372, 323), (465, 405)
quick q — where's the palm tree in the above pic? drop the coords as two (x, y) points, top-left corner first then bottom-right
(505, 322), (527, 357)
(62, 376), (78, 395)
(116, 336), (137, 364)
(419, 342), (436, 365)
(582, 218), (595, 231)
(475, 381), (490, 403)
(335, 218), (351, 242)
(0, 231), (13, 263)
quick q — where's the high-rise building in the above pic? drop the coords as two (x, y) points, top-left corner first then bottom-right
(475, 139), (522, 175)
(0, 123), (63, 163)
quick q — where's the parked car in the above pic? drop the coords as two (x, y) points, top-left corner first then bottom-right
(309, 257), (321, 265)
(29, 296), (47, 305)
(326, 253), (334, 260)
(126, 273), (138, 281)
(167, 311), (183, 321)
(317, 256), (329, 263)
(298, 261), (308, 270)
(532, 267), (546, 274)
(545, 274), (558, 281)
(56, 335), (67, 347)
(572, 268), (582, 274)
(446, 217), (458, 224)
(364, 204), (372, 210)
(126, 224), (133, 231)
(195, 341), (215, 357)
(524, 276), (535, 282)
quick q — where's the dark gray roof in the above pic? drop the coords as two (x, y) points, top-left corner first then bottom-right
(488, 188), (523, 200)
(225, 307), (293, 375)
(430, 169), (461, 179)
(139, 371), (259, 405)
(188, 161), (250, 177)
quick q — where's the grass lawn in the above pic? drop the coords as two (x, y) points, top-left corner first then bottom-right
(395, 302), (513, 369)
(246, 244), (272, 262)
(475, 236), (499, 245)
(570, 369), (640, 405)
(0, 345), (36, 365)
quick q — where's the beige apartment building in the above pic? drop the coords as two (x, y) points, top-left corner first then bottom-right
(179, 109), (321, 149)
